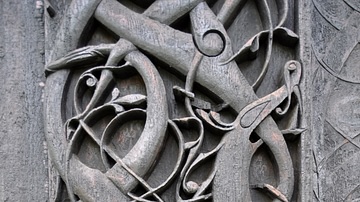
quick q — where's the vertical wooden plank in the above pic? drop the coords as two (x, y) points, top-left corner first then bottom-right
(0, 1), (48, 201)
(297, 0), (313, 201)
(311, 0), (360, 201)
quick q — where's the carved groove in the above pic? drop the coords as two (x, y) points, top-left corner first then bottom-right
(45, 0), (303, 201)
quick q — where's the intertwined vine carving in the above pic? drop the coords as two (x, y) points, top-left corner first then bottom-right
(44, 0), (303, 201)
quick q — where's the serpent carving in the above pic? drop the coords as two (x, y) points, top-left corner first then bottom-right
(44, 0), (303, 201)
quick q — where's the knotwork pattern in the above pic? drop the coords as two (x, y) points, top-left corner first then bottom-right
(44, 0), (303, 201)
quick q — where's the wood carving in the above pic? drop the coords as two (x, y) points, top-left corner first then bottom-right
(312, 0), (360, 201)
(44, 0), (303, 201)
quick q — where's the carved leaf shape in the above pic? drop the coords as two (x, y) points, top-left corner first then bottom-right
(240, 101), (269, 128)
(46, 45), (111, 72)
(195, 109), (234, 133)
(222, 27), (298, 65)
(111, 88), (120, 100)
(273, 27), (299, 46)
(109, 104), (125, 113)
(112, 94), (147, 106)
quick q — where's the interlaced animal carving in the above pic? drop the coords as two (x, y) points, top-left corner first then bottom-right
(45, 0), (303, 201)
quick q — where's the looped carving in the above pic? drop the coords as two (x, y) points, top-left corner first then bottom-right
(44, 0), (303, 201)
(49, 43), (169, 200)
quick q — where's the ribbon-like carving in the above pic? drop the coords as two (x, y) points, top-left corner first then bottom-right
(45, 0), (303, 201)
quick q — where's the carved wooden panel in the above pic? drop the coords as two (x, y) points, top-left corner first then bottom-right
(44, 1), (304, 201)
(0, 1), (48, 201)
(311, 0), (360, 201)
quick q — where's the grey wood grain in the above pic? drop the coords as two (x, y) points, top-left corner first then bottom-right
(0, 0), (358, 201)
(0, 1), (48, 201)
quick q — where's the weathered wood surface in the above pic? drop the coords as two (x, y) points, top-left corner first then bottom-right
(44, 0), (303, 201)
(0, 0), (359, 201)
(311, 1), (360, 201)
(0, 1), (48, 201)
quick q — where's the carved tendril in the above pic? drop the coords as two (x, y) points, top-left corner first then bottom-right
(45, 0), (302, 201)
